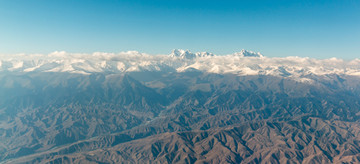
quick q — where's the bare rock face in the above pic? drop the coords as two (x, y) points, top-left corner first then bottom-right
(1, 71), (360, 163)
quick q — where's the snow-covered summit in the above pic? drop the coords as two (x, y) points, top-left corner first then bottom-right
(169, 49), (195, 59)
(169, 49), (214, 59)
(1, 50), (360, 79)
(233, 49), (263, 57)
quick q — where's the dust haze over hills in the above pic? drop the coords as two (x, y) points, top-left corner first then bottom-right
(1, 50), (360, 163)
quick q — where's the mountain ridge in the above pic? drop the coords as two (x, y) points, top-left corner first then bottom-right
(1, 71), (360, 163)
(1, 50), (359, 78)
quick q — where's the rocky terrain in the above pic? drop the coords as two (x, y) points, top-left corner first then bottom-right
(1, 50), (360, 163)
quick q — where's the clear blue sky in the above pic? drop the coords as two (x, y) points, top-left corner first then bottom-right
(0, 0), (359, 58)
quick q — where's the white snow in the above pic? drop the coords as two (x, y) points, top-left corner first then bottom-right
(0, 49), (359, 80)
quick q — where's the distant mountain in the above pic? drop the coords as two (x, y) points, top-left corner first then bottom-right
(1, 50), (360, 163)
(169, 49), (214, 59)
(233, 49), (263, 57)
(1, 50), (359, 77)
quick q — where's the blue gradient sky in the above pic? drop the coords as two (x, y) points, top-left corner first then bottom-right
(0, 0), (359, 58)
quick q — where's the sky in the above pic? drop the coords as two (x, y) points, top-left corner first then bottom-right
(0, 0), (359, 59)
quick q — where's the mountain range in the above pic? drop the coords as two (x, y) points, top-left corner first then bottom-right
(1, 50), (360, 163)
(1, 49), (359, 76)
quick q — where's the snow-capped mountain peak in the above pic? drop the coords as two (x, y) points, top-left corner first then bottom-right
(169, 49), (196, 59)
(169, 49), (214, 59)
(233, 49), (263, 57)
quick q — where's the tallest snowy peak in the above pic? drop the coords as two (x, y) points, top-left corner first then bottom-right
(169, 49), (196, 59)
(233, 49), (263, 57)
(169, 49), (214, 59)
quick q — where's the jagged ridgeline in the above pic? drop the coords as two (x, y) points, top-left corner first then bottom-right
(1, 50), (360, 163)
